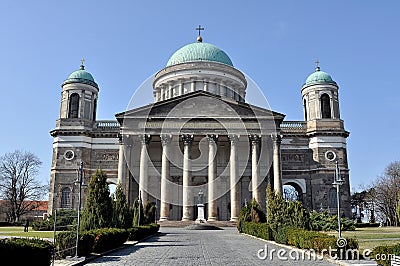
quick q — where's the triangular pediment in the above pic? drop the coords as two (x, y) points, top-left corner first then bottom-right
(116, 91), (285, 123)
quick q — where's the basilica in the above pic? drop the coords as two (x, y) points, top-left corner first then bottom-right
(48, 33), (351, 221)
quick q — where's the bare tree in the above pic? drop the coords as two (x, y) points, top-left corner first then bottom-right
(0, 150), (48, 223)
(372, 161), (400, 226)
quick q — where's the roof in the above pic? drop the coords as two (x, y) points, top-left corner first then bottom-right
(166, 42), (233, 67)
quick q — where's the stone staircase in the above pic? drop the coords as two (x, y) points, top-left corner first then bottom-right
(157, 220), (237, 227)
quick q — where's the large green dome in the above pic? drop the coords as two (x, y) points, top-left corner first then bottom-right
(62, 65), (98, 88)
(167, 42), (233, 67)
(305, 68), (336, 85)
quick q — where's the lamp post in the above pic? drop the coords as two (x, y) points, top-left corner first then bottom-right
(74, 161), (84, 258)
(138, 190), (141, 226)
(325, 151), (346, 246)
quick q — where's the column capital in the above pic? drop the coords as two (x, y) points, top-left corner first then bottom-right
(118, 133), (123, 144)
(228, 134), (240, 144)
(206, 134), (218, 143)
(160, 134), (172, 146)
(139, 134), (152, 145)
(272, 134), (282, 144)
(249, 134), (261, 144)
(181, 134), (194, 144)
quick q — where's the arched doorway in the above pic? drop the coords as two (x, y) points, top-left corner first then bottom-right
(108, 183), (117, 199)
(283, 182), (304, 202)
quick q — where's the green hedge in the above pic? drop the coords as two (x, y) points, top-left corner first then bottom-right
(56, 224), (160, 258)
(239, 221), (272, 240)
(241, 222), (358, 259)
(0, 237), (54, 266)
(354, 222), (380, 228)
(371, 243), (400, 266)
(127, 223), (160, 241)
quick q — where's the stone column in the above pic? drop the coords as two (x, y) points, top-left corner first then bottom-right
(139, 134), (151, 203)
(117, 135), (126, 187)
(250, 134), (261, 203)
(178, 82), (183, 96)
(220, 83), (226, 97)
(168, 83), (173, 99)
(191, 81), (196, 92)
(203, 80), (209, 92)
(229, 134), (239, 222)
(273, 135), (282, 195)
(160, 86), (165, 101)
(207, 134), (218, 221)
(182, 134), (194, 221)
(159, 134), (172, 221)
(155, 88), (160, 102)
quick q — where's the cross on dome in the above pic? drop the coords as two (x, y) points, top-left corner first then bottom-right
(315, 59), (320, 71)
(196, 25), (204, 42)
(80, 58), (85, 70)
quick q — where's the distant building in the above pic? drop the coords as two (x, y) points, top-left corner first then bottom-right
(48, 34), (351, 221)
(0, 200), (48, 222)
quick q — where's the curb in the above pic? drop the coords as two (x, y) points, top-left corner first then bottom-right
(53, 232), (160, 266)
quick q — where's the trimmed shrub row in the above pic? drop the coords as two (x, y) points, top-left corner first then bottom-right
(0, 237), (54, 266)
(239, 221), (272, 240)
(241, 221), (358, 258)
(354, 222), (380, 228)
(56, 223), (160, 258)
(127, 224), (160, 241)
(371, 243), (400, 266)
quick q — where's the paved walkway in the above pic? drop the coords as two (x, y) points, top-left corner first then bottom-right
(82, 227), (337, 266)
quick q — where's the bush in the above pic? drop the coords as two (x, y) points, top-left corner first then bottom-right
(55, 224), (160, 258)
(32, 209), (78, 231)
(266, 186), (310, 230)
(127, 223), (160, 241)
(239, 222), (272, 240)
(372, 245), (395, 266)
(354, 222), (380, 228)
(91, 228), (129, 253)
(55, 231), (76, 258)
(309, 210), (355, 231)
(0, 237), (54, 265)
(371, 243), (400, 266)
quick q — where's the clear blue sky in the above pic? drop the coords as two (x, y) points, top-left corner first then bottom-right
(0, 1), (399, 192)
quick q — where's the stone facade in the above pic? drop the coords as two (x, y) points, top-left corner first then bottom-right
(48, 41), (351, 220)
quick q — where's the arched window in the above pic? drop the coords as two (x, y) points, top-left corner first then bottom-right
(303, 99), (308, 120)
(320, 93), (331, 119)
(329, 188), (337, 209)
(68, 93), (80, 118)
(93, 98), (97, 121)
(61, 187), (71, 209)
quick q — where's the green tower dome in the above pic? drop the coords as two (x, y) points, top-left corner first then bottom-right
(166, 41), (233, 67)
(305, 67), (336, 85)
(62, 64), (98, 88)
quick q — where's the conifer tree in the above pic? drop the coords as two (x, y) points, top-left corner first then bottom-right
(80, 169), (113, 230)
(132, 198), (144, 226)
(113, 183), (130, 229)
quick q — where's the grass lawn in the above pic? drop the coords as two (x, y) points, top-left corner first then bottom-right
(0, 226), (55, 239)
(327, 226), (400, 251)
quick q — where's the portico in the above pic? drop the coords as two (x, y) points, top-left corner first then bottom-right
(116, 91), (284, 221)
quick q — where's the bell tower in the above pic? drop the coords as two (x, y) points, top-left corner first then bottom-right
(59, 59), (98, 121)
(48, 60), (100, 214)
(302, 61), (340, 121)
(301, 61), (351, 217)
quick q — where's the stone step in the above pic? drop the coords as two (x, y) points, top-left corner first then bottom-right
(158, 220), (237, 228)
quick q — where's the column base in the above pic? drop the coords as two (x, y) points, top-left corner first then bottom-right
(159, 217), (169, 222)
(207, 217), (218, 221)
(230, 217), (238, 222)
(181, 217), (192, 222)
